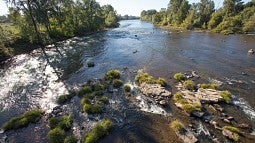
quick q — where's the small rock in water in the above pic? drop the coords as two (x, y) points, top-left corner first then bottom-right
(248, 49), (254, 55)
(159, 100), (167, 106)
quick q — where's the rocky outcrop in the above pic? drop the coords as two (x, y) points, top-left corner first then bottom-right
(196, 89), (224, 103)
(177, 131), (198, 143)
(138, 83), (171, 106)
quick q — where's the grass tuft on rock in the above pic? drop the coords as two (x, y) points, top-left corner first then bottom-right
(83, 119), (113, 143)
(113, 79), (123, 88)
(220, 90), (232, 104)
(2, 109), (44, 131)
(173, 92), (188, 104)
(156, 78), (167, 87)
(124, 84), (131, 92)
(82, 104), (103, 114)
(135, 73), (156, 85)
(200, 83), (218, 89)
(79, 86), (93, 96)
(223, 126), (240, 141)
(57, 91), (76, 104)
(183, 80), (196, 91)
(170, 120), (185, 133)
(48, 127), (66, 143)
(174, 73), (185, 81)
(49, 115), (72, 131)
(104, 70), (120, 81)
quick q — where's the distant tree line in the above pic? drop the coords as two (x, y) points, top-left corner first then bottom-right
(140, 0), (255, 34)
(0, 0), (119, 62)
(118, 15), (140, 20)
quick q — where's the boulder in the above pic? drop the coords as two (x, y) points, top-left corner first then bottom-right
(159, 100), (167, 106)
(138, 83), (171, 98)
(248, 49), (254, 55)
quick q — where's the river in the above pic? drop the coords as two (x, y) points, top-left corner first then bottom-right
(0, 20), (255, 142)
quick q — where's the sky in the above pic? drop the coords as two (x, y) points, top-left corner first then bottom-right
(0, 0), (252, 16)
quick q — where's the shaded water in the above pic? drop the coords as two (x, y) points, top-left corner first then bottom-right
(0, 20), (255, 142)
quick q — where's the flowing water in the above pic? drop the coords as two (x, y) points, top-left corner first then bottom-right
(0, 20), (255, 142)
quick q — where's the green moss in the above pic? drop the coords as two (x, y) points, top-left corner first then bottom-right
(79, 86), (93, 96)
(124, 84), (131, 92)
(104, 70), (120, 81)
(220, 90), (232, 104)
(156, 78), (167, 87)
(82, 104), (103, 114)
(174, 73), (185, 81)
(200, 83), (218, 89)
(135, 73), (155, 85)
(83, 119), (113, 143)
(64, 136), (77, 143)
(57, 91), (76, 104)
(170, 120), (185, 133)
(113, 79), (123, 88)
(49, 115), (72, 131)
(2, 109), (44, 131)
(87, 62), (95, 67)
(48, 128), (66, 143)
(183, 80), (196, 90)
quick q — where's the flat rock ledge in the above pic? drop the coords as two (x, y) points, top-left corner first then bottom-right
(138, 83), (172, 106)
(176, 131), (198, 143)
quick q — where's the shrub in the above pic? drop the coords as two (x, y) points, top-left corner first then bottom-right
(200, 84), (218, 89)
(83, 119), (113, 143)
(79, 86), (92, 96)
(170, 120), (185, 133)
(124, 84), (131, 92)
(49, 115), (72, 131)
(64, 136), (77, 143)
(113, 79), (123, 88)
(223, 126), (240, 141)
(87, 62), (95, 67)
(183, 80), (195, 90)
(82, 104), (103, 114)
(220, 90), (232, 104)
(57, 92), (76, 104)
(104, 70), (120, 81)
(135, 73), (156, 85)
(156, 78), (167, 87)
(2, 109), (44, 131)
(174, 73), (185, 81)
(99, 96), (109, 104)
(48, 128), (66, 143)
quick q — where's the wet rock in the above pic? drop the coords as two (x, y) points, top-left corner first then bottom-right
(223, 118), (231, 124)
(0, 129), (4, 134)
(159, 100), (167, 106)
(209, 105), (217, 112)
(238, 123), (252, 131)
(248, 49), (254, 55)
(222, 128), (239, 141)
(213, 104), (224, 112)
(210, 120), (222, 130)
(133, 50), (138, 54)
(227, 116), (234, 120)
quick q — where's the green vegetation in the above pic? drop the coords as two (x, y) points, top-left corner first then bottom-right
(200, 83), (218, 89)
(49, 115), (72, 131)
(124, 84), (131, 92)
(113, 79), (123, 88)
(170, 120), (185, 133)
(173, 92), (187, 104)
(174, 73), (185, 82)
(173, 92), (201, 113)
(156, 78), (167, 87)
(99, 96), (109, 104)
(83, 119), (113, 143)
(135, 73), (167, 87)
(48, 128), (66, 143)
(87, 62), (95, 67)
(104, 70), (120, 81)
(140, 0), (255, 34)
(223, 126), (240, 141)
(2, 109), (44, 131)
(64, 136), (77, 143)
(183, 80), (196, 91)
(57, 91), (76, 104)
(79, 86), (93, 96)
(82, 103), (103, 114)
(220, 90), (232, 104)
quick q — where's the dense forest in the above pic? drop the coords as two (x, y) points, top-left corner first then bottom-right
(0, 0), (119, 62)
(141, 0), (255, 34)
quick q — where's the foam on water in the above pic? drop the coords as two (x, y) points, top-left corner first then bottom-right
(233, 98), (255, 121)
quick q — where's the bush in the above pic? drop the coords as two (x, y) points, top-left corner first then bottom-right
(170, 120), (185, 133)
(200, 84), (218, 89)
(2, 109), (44, 131)
(64, 136), (77, 143)
(135, 73), (156, 85)
(83, 119), (113, 143)
(87, 62), (95, 67)
(57, 92), (76, 104)
(104, 70), (120, 81)
(174, 73), (185, 81)
(183, 80), (196, 90)
(113, 79), (123, 88)
(124, 84), (131, 92)
(220, 90), (232, 104)
(82, 104), (103, 114)
(48, 128), (66, 143)
(156, 78), (167, 87)
(49, 115), (72, 131)
(223, 126), (240, 141)
(79, 86), (93, 96)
